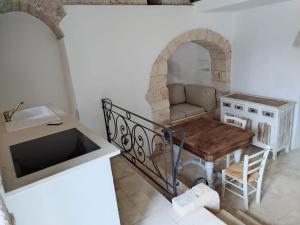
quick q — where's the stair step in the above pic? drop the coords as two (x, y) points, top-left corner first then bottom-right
(234, 210), (263, 225)
(217, 209), (246, 225)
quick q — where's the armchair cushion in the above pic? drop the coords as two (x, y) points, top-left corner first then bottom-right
(171, 104), (205, 117)
(185, 85), (216, 111)
(170, 108), (186, 121)
(168, 83), (186, 106)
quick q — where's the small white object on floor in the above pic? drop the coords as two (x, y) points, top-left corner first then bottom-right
(172, 189), (199, 217)
(191, 183), (220, 212)
(172, 183), (220, 217)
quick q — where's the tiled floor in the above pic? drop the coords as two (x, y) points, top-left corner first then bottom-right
(111, 156), (179, 225)
(111, 147), (300, 225)
(177, 147), (300, 225)
(111, 156), (226, 225)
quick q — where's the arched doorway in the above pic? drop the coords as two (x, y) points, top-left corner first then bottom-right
(0, 1), (65, 39)
(146, 28), (231, 125)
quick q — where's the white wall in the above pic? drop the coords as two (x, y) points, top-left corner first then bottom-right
(61, 5), (233, 137)
(231, 0), (300, 149)
(0, 12), (76, 114)
(167, 42), (212, 86)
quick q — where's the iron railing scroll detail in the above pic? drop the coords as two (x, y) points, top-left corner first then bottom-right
(102, 99), (184, 198)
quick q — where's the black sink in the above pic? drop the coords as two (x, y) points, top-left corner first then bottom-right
(10, 128), (101, 178)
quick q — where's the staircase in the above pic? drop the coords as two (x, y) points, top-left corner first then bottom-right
(217, 209), (266, 225)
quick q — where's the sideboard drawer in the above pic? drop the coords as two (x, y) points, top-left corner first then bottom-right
(248, 107), (258, 114)
(234, 103), (245, 111)
(262, 110), (276, 118)
(222, 102), (232, 108)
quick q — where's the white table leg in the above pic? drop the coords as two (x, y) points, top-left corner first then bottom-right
(285, 145), (290, 153)
(234, 149), (242, 163)
(272, 149), (277, 160)
(205, 161), (214, 188)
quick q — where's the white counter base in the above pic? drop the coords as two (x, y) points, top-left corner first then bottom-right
(5, 157), (120, 225)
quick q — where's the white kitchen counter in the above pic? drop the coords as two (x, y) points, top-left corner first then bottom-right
(0, 110), (119, 193)
(0, 109), (121, 225)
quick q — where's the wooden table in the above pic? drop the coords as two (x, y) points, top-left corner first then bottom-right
(171, 117), (254, 187)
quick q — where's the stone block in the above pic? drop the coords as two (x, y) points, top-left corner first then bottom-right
(160, 87), (169, 100)
(212, 71), (227, 82)
(196, 29), (207, 40)
(1, 0), (66, 39)
(151, 99), (169, 111)
(206, 30), (214, 42)
(213, 81), (230, 93)
(211, 60), (226, 72)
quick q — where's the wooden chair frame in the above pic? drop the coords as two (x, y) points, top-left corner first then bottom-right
(224, 114), (247, 129)
(224, 114), (248, 167)
(221, 146), (271, 210)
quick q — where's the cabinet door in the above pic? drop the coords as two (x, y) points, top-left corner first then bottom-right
(277, 107), (293, 149)
(257, 122), (272, 145)
(252, 107), (277, 149)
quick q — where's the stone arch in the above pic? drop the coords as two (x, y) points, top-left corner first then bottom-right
(146, 28), (231, 125)
(0, 0), (66, 39)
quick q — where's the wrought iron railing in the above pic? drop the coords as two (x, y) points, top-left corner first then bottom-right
(102, 99), (184, 197)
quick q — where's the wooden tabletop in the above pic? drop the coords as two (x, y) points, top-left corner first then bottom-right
(171, 117), (254, 161)
(225, 93), (289, 107)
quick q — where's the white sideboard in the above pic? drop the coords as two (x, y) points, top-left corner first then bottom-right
(220, 93), (295, 160)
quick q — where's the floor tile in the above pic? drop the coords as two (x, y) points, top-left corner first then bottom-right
(133, 208), (179, 225)
(111, 155), (177, 225)
(112, 148), (300, 225)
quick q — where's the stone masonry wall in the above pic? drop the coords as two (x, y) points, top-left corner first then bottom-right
(0, 0), (66, 39)
(146, 29), (231, 125)
(63, 0), (190, 4)
(0, 0), (193, 39)
(63, 0), (147, 4)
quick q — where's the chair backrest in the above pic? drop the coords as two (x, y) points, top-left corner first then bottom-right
(224, 114), (247, 130)
(242, 146), (271, 183)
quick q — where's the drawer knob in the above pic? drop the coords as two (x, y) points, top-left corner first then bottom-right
(223, 102), (231, 108)
(248, 108), (258, 114)
(263, 111), (274, 118)
(235, 105), (243, 110)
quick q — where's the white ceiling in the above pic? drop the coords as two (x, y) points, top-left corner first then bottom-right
(192, 0), (292, 12)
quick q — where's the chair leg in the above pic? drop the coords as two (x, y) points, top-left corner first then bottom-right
(272, 149), (277, 160)
(285, 145), (290, 153)
(234, 149), (242, 163)
(243, 183), (249, 210)
(256, 180), (262, 205)
(221, 170), (226, 198)
(226, 155), (230, 167)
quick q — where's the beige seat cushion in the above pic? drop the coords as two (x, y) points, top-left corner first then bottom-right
(185, 85), (217, 111)
(171, 104), (205, 117)
(224, 163), (259, 183)
(168, 83), (186, 106)
(170, 108), (186, 121)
